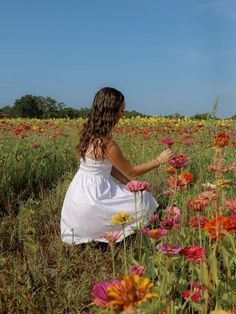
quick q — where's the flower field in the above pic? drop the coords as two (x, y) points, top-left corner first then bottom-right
(0, 116), (235, 313)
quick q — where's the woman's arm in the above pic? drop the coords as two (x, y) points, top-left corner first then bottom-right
(106, 140), (174, 179)
(111, 166), (130, 184)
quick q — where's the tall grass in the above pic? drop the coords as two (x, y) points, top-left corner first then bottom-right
(0, 117), (235, 313)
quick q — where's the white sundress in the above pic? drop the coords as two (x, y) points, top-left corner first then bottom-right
(60, 156), (158, 244)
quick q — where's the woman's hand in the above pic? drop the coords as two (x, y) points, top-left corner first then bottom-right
(156, 149), (175, 165)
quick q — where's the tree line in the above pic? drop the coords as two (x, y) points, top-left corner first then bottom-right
(0, 95), (147, 119)
(1, 94), (235, 119)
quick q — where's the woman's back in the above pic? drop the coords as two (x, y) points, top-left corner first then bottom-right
(60, 150), (157, 244)
(79, 155), (112, 176)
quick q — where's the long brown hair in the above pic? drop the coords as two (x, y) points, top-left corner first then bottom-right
(77, 87), (124, 160)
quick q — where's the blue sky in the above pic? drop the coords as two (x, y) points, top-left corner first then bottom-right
(1, 0), (236, 117)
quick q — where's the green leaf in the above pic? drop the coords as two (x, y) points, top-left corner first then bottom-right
(209, 252), (219, 286)
(222, 292), (231, 302)
(220, 230), (236, 252)
(229, 279), (236, 291)
(200, 262), (209, 286)
(130, 256), (139, 265)
(176, 283), (187, 293)
(221, 246), (231, 277)
(191, 302), (204, 312)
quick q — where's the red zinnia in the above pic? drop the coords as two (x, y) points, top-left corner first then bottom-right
(182, 282), (206, 302)
(180, 245), (206, 263)
(189, 215), (208, 228)
(214, 133), (229, 148)
(167, 154), (189, 169)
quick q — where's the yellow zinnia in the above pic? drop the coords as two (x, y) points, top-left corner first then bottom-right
(216, 179), (232, 188)
(112, 212), (134, 225)
(107, 275), (158, 312)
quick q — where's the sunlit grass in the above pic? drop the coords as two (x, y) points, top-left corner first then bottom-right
(0, 117), (235, 313)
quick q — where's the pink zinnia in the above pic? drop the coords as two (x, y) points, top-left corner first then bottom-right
(187, 197), (208, 212)
(91, 280), (120, 307)
(230, 161), (236, 171)
(126, 180), (150, 192)
(129, 265), (146, 276)
(199, 188), (217, 201)
(32, 143), (39, 148)
(182, 139), (192, 146)
(156, 243), (182, 256)
(229, 214), (236, 222)
(167, 154), (189, 169)
(159, 216), (180, 230)
(188, 215), (208, 228)
(163, 190), (171, 195)
(149, 213), (158, 224)
(166, 206), (181, 219)
(180, 245), (206, 263)
(160, 137), (174, 146)
(140, 227), (167, 239)
(225, 195), (236, 213)
(103, 231), (122, 244)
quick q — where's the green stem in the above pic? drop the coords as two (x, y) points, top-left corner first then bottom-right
(138, 191), (144, 263)
(190, 265), (195, 313)
(138, 230), (143, 263)
(158, 257), (169, 304)
(170, 169), (178, 205)
(152, 240), (156, 283)
(110, 243), (115, 278)
(122, 224), (127, 274)
(197, 212), (202, 248)
(180, 298), (190, 313)
(134, 192), (138, 227)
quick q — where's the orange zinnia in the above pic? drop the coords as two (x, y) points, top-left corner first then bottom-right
(165, 166), (176, 174)
(107, 275), (158, 312)
(180, 171), (194, 183)
(214, 133), (229, 148)
(203, 215), (236, 238)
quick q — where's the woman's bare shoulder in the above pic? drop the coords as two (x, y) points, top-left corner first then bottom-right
(106, 138), (120, 151)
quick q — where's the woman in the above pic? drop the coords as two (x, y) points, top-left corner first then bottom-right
(60, 87), (174, 244)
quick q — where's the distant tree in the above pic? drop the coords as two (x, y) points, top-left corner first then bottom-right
(56, 107), (81, 118)
(191, 113), (209, 120)
(164, 113), (185, 119)
(14, 95), (45, 118)
(41, 97), (64, 118)
(0, 95), (148, 119)
(124, 110), (146, 118)
(0, 105), (15, 117)
(13, 95), (67, 118)
(231, 114), (236, 119)
(77, 107), (91, 118)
